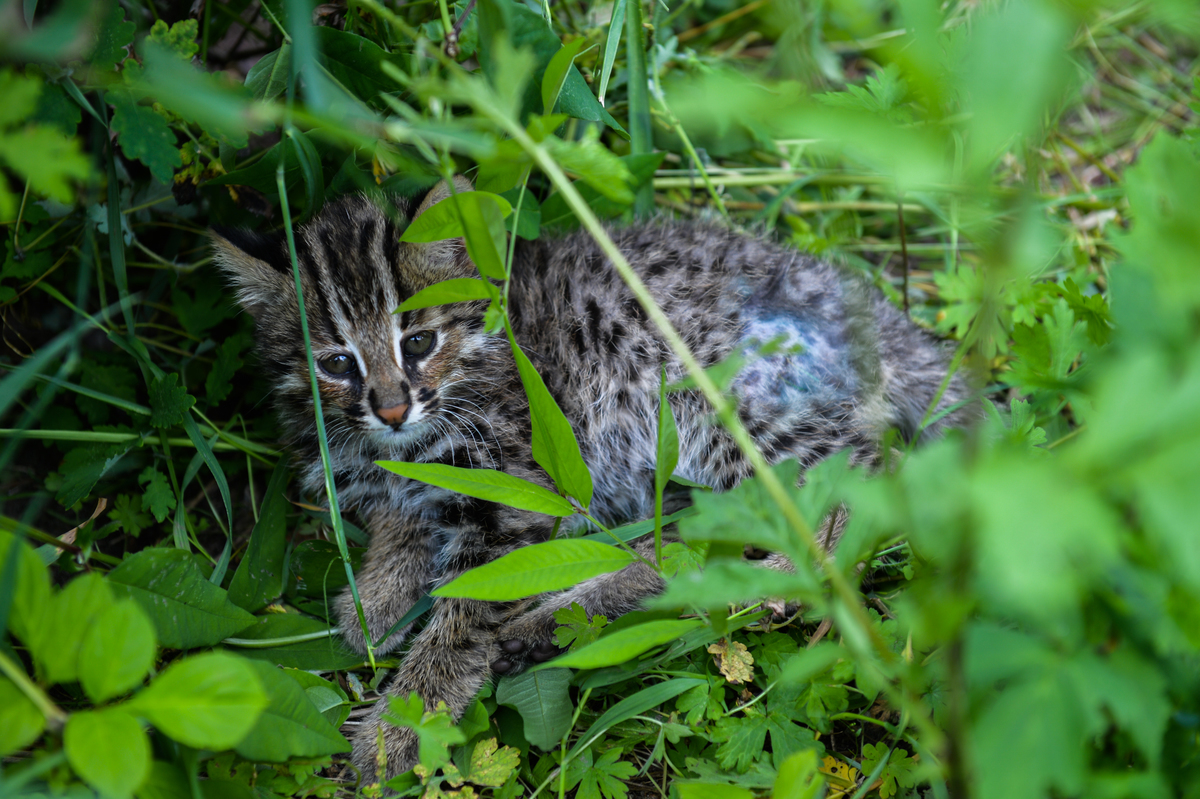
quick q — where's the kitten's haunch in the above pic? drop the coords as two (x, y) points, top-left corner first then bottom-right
(213, 178), (972, 781)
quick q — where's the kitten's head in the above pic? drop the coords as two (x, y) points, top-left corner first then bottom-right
(212, 178), (496, 451)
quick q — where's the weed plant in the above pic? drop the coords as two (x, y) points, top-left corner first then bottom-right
(1, 0), (1199, 798)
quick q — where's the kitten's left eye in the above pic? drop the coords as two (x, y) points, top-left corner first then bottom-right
(403, 331), (435, 358)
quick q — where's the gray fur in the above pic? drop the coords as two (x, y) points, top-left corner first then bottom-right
(212, 181), (973, 781)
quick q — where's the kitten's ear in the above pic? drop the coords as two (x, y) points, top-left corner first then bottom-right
(210, 227), (292, 317)
(413, 175), (475, 220)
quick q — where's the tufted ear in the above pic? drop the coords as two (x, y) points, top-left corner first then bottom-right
(209, 227), (293, 318)
(414, 175), (476, 220)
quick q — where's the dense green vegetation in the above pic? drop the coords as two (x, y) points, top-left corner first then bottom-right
(1, 0), (1199, 797)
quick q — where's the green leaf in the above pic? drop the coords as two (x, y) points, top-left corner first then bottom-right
(376, 461), (575, 517)
(147, 18), (199, 59)
(36, 572), (114, 685)
(110, 94), (181, 185)
(226, 613), (364, 671)
(509, 339), (594, 507)
(91, 2), (136, 71)
(396, 278), (494, 312)
(544, 134), (633, 204)
(228, 461), (290, 612)
(401, 191), (512, 280)
(553, 601), (607, 650)
(0, 70), (42, 127)
(315, 27), (408, 107)
(772, 750), (824, 799)
(77, 361), (138, 425)
(64, 708), (150, 799)
(860, 743), (917, 799)
(138, 466), (176, 523)
(135, 42), (254, 149)
(540, 152), (663, 227)
(542, 37), (587, 116)
(382, 693), (466, 771)
(127, 652), (267, 750)
(285, 539), (365, 598)
(566, 747), (637, 799)
(55, 441), (135, 509)
(434, 539), (633, 601)
(675, 784), (755, 799)
(234, 660), (350, 761)
(495, 668), (573, 750)
(78, 598), (157, 703)
(148, 373), (195, 428)
(245, 44), (291, 101)
(283, 668), (351, 727)
(550, 619), (702, 669)
(0, 126), (92, 206)
(0, 677), (44, 756)
(107, 548), (256, 648)
(568, 678), (705, 758)
(655, 371), (679, 503)
(109, 493), (152, 537)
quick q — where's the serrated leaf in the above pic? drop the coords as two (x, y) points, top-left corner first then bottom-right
(708, 639), (754, 685)
(78, 598), (157, 703)
(64, 708), (150, 799)
(127, 652), (267, 749)
(465, 738), (520, 787)
(138, 466), (177, 523)
(91, 2), (136, 72)
(110, 94), (181, 185)
(0, 70), (42, 127)
(397, 278), (494, 312)
(434, 540), (633, 601)
(55, 441), (134, 508)
(109, 493), (151, 537)
(383, 694), (466, 771)
(228, 460), (290, 612)
(234, 660), (350, 761)
(376, 460), (575, 517)
(147, 19), (199, 59)
(495, 668), (573, 750)
(107, 547), (256, 648)
(550, 619), (702, 669)
(0, 126), (93, 204)
(0, 677), (44, 756)
(149, 373), (195, 428)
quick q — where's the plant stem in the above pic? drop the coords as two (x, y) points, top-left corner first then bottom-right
(0, 649), (68, 731)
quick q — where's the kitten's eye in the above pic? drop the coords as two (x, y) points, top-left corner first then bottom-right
(319, 354), (357, 376)
(403, 331), (435, 358)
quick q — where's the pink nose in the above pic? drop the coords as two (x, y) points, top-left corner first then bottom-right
(377, 403), (410, 426)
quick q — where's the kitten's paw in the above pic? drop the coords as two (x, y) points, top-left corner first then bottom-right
(491, 611), (564, 673)
(351, 699), (420, 787)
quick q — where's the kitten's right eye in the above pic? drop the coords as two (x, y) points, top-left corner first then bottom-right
(319, 354), (357, 377)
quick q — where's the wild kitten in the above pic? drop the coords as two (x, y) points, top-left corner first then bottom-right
(213, 178), (972, 780)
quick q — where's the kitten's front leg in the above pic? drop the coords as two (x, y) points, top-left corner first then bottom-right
(335, 510), (436, 656)
(351, 596), (505, 781)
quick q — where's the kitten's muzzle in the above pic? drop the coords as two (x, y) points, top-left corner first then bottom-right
(375, 403), (410, 428)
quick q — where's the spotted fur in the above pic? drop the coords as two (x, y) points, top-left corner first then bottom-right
(213, 179), (972, 780)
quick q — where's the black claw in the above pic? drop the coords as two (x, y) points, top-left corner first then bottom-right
(501, 639), (526, 654)
(491, 658), (513, 674)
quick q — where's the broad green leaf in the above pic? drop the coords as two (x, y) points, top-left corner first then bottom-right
(285, 539), (365, 598)
(509, 339), (594, 507)
(315, 27), (408, 107)
(495, 668), (573, 750)
(37, 572), (114, 685)
(64, 708), (150, 799)
(652, 560), (817, 611)
(401, 191), (511, 280)
(245, 44), (291, 101)
(542, 37), (587, 115)
(283, 668), (351, 727)
(127, 652), (267, 750)
(0, 677), (44, 756)
(568, 678), (705, 758)
(376, 461), (575, 517)
(234, 660), (350, 761)
(55, 441), (135, 509)
(655, 373), (679, 500)
(0, 70), (42, 128)
(434, 539), (633, 601)
(228, 460), (290, 612)
(401, 190), (512, 243)
(109, 94), (180, 185)
(108, 548), (256, 649)
(397, 278), (494, 312)
(135, 42), (254, 148)
(539, 152), (664, 228)
(79, 599), (157, 703)
(0, 529), (51, 647)
(550, 619), (702, 669)
(148, 373), (195, 428)
(226, 613), (363, 671)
